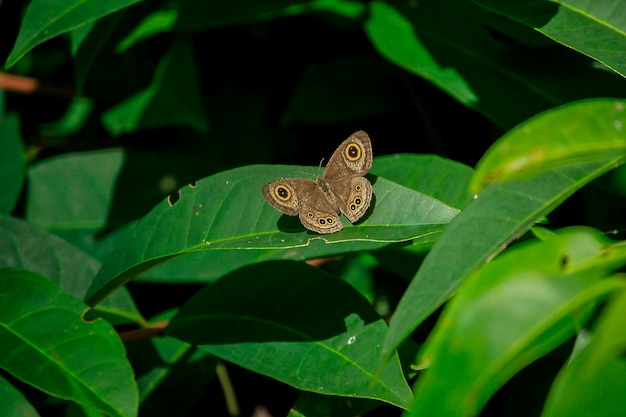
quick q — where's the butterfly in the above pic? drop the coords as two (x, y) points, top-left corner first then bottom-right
(262, 131), (373, 234)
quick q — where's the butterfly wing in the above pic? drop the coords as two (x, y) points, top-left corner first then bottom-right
(298, 191), (343, 233)
(323, 131), (373, 223)
(262, 178), (343, 233)
(262, 178), (317, 216)
(262, 130), (373, 233)
(332, 176), (372, 223)
(324, 130), (372, 181)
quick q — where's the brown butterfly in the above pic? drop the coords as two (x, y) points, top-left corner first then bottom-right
(262, 131), (373, 234)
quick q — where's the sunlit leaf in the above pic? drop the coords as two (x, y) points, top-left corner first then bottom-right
(407, 228), (626, 416)
(85, 164), (459, 305)
(471, 99), (626, 194)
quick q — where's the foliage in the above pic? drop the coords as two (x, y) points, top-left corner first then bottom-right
(1, 1), (626, 416)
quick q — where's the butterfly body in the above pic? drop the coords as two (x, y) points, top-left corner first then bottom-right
(262, 131), (373, 234)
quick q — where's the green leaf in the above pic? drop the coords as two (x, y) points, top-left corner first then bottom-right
(116, 6), (178, 53)
(0, 374), (40, 417)
(471, 99), (626, 194)
(101, 38), (208, 135)
(138, 155), (466, 284)
(0, 268), (138, 417)
(27, 149), (123, 228)
(542, 286), (626, 417)
(85, 163), (459, 305)
(372, 154), (474, 210)
(406, 227), (626, 417)
(5, 0), (143, 68)
(39, 97), (94, 137)
(0, 216), (142, 326)
(166, 261), (413, 408)
(382, 157), (622, 361)
(473, 0), (626, 77)
(0, 114), (25, 214)
(26, 148), (194, 261)
(363, 0), (626, 129)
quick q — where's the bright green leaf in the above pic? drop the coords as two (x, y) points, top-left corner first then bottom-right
(407, 228), (626, 417)
(85, 164), (460, 305)
(0, 374), (40, 417)
(373, 154), (474, 210)
(471, 99), (626, 194)
(139, 154), (467, 284)
(383, 157), (622, 362)
(0, 268), (138, 417)
(116, 6), (178, 53)
(5, 0), (143, 68)
(167, 261), (413, 408)
(542, 286), (626, 417)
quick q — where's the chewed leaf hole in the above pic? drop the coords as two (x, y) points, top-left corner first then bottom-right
(167, 191), (181, 207)
(189, 181), (198, 188)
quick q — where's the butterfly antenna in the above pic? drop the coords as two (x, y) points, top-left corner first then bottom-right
(317, 158), (325, 178)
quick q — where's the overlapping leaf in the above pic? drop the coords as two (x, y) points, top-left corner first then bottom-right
(471, 99), (626, 193)
(5, 0), (143, 68)
(0, 216), (141, 326)
(383, 100), (626, 360)
(167, 261), (413, 408)
(407, 227), (626, 416)
(86, 163), (459, 305)
(473, 0), (626, 77)
(0, 268), (138, 417)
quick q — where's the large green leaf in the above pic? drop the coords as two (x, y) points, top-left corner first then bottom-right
(471, 99), (626, 193)
(26, 148), (204, 262)
(373, 154), (474, 210)
(138, 154), (469, 284)
(407, 228), (626, 417)
(364, 0), (626, 129)
(0, 114), (25, 214)
(85, 164), (459, 305)
(0, 216), (141, 326)
(542, 285), (626, 417)
(383, 157), (623, 360)
(166, 261), (413, 409)
(5, 0), (144, 68)
(473, 0), (626, 77)
(0, 374), (39, 417)
(27, 150), (124, 233)
(0, 268), (138, 417)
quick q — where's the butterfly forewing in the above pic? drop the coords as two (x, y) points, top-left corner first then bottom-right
(262, 178), (318, 216)
(324, 130), (372, 181)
